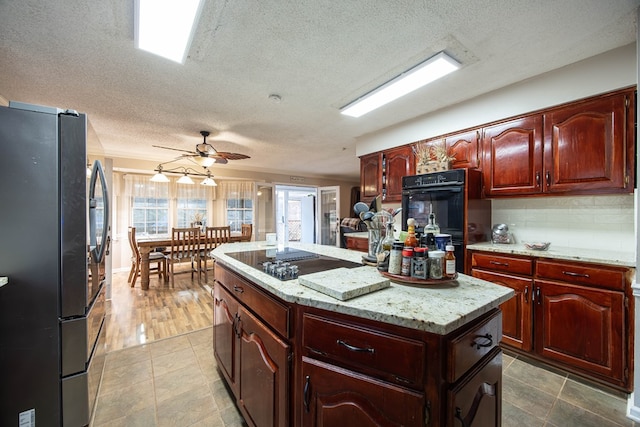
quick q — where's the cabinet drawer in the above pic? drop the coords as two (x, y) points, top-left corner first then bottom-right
(302, 313), (425, 387)
(536, 260), (628, 291)
(216, 265), (290, 338)
(472, 252), (533, 276)
(448, 310), (501, 383)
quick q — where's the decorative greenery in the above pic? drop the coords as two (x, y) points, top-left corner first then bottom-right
(192, 212), (205, 223)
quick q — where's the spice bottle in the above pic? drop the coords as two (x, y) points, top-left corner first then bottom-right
(444, 245), (456, 279)
(428, 250), (444, 279)
(411, 247), (428, 279)
(401, 247), (414, 276)
(388, 242), (403, 275)
(404, 218), (419, 248)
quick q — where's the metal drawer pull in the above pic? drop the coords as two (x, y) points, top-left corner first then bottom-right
(471, 333), (493, 350)
(562, 271), (590, 278)
(308, 347), (327, 357)
(233, 285), (244, 293)
(336, 339), (375, 354)
(524, 286), (529, 303)
(303, 375), (311, 413)
(489, 261), (509, 267)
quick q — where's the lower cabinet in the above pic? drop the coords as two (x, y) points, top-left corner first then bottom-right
(213, 268), (291, 427)
(470, 251), (632, 391)
(301, 357), (425, 426)
(448, 350), (502, 427)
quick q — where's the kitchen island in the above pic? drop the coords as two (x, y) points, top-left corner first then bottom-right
(211, 242), (513, 426)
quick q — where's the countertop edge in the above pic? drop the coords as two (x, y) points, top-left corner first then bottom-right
(467, 242), (636, 268)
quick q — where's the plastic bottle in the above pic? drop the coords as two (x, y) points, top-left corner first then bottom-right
(404, 218), (419, 248)
(444, 245), (456, 279)
(401, 247), (414, 276)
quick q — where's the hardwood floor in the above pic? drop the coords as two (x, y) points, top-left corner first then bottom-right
(105, 265), (214, 352)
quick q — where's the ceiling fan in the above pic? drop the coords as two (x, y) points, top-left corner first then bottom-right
(153, 130), (250, 166)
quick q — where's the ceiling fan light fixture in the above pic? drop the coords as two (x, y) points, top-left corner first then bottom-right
(193, 155), (216, 167)
(150, 165), (170, 182)
(201, 176), (217, 186)
(340, 51), (460, 118)
(177, 173), (195, 185)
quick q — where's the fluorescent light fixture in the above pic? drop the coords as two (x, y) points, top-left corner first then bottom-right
(340, 51), (461, 118)
(134, 0), (204, 63)
(177, 173), (195, 184)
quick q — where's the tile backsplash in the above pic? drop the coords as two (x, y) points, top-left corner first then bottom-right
(491, 193), (636, 252)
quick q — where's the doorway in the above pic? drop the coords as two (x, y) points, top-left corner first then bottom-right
(275, 185), (317, 245)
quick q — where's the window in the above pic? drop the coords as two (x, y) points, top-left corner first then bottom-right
(176, 183), (207, 227)
(126, 177), (170, 236)
(227, 197), (253, 233)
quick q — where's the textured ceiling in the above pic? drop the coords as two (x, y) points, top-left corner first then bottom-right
(0, 1), (638, 181)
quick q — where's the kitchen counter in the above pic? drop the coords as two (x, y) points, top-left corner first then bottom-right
(467, 242), (636, 268)
(342, 231), (368, 239)
(211, 241), (513, 335)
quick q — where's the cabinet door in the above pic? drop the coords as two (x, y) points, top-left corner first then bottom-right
(472, 270), (533, 352)
(482, 115), (543, 196)
(533, 280), (626, 384)
(238, 306), (290, 427)
(301, 357), (425, 427)
(383, 146), (414, 202)
(448, 350), (501, 427)
(543, 92), (630, 193)
(360, 152), (382, 203)
(445, 129), (480, 170)
(213, 283), (239, 395)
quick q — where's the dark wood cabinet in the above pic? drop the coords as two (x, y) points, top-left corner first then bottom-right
(482, 115), (544, 197)
(213, 267), (292, 427)
(444, 129), (481, 170)
(482, 89), (634, 197)
(344, 235), (368, 252)
(383, 145), (414, 202)
(447, 350), (502, 427)
(301, 357), (425, 427)
(359, 152), (382, 203)
(543, 91), (632, 194)
(469, 250), (632, 391)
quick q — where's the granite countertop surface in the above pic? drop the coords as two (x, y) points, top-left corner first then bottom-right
(211, 242), (513, 335)
(466, 242), (636, 268)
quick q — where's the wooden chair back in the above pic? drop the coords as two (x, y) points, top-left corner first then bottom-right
(170, 227), (200, 261)
(241, 223), (253, 241)
(128, 226), (140, 261)
(206, 226), (231, 249)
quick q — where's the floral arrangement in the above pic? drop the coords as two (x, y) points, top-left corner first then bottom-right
(413, 140), (455, 165)
(192, 212), (205, 223)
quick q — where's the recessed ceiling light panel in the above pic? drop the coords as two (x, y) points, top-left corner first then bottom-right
(134, 0), (204, 63)
(340, 51), (461, 118)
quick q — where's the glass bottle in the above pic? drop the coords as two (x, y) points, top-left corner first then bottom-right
(428, 250), (444, 279)
(388, 242), (404, 275)
(411, 247), (428, 279)
(444, 245), (456, 279)
(423, 210), (440, 251)
(381, 222), (395, 252)
(404, 218), (419, 248)
(401, 247), (414, 276)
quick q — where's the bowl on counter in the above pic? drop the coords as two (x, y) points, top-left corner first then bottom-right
(524, 242), (551, 251)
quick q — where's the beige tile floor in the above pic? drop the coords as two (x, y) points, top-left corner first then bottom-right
(94, 271), (637, 426)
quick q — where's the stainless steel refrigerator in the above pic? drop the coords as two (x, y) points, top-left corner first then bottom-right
(0, 101), (110, 426)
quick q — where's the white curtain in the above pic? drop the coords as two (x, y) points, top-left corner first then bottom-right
(212, 181), (255, 227)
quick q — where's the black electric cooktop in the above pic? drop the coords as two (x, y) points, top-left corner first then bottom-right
(225, 248), (362, 281)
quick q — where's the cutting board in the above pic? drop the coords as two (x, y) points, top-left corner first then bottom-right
(298, 266), (390, 301)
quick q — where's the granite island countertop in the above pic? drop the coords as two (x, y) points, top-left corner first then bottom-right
(466, 242), (636, 268)
(211, 242), (513, 335)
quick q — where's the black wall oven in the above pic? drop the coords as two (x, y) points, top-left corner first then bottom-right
(401, 169), (491, 273)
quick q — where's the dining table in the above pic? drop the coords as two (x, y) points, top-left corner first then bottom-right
(136, 233), (248, 290)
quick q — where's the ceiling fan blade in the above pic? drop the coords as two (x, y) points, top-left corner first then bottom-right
(152, 145), (194, 154)
(211, 156), (228, 164)
(216, 152), (251, 160)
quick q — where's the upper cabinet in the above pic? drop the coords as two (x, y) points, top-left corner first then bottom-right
(382, 145), (414, 202)
(482, 88), (635, 197)
(359, 152), (382, 203)
(359, 146), (414, 204)
(482, 115), (544, 196)
(444, 129), (481, 170)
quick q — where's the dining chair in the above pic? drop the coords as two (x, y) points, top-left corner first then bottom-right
(202, 226), (231, 283)
(166, 227), (200, 287)
(127, 226), (167, 288)
(240, 223), (253, 242)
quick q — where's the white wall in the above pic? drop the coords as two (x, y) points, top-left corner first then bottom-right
(356, 43), (637, 156)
